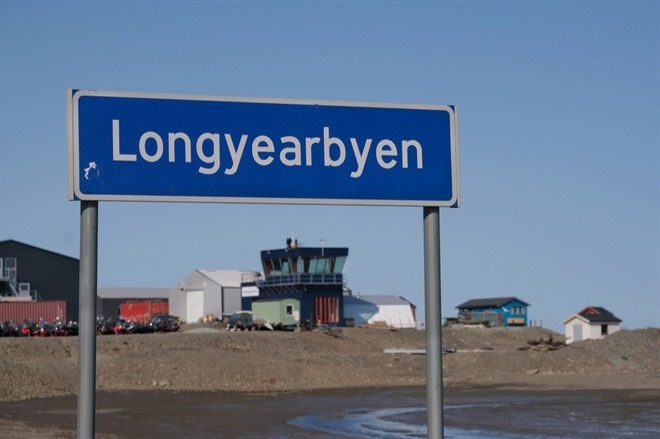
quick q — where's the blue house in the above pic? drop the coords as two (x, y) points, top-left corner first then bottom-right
(455, 296), (530, 327)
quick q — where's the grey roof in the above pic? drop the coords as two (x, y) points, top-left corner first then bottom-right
(198, 270), (253, 288)
(345, 295), (415, 307)
(456, 296), (530, 309)
(578, 306), (622, 323)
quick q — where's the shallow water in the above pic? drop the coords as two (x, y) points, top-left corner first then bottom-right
(290, 393), (660, 438)
(2, 387), (658, 438)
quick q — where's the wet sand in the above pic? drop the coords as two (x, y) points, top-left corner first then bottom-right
(1, 386), (659, 438)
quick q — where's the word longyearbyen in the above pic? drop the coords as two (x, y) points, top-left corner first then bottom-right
(112, 120), (424, 178)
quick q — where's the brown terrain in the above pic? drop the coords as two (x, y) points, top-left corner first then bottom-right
(1, 325), (658, 400)
(0, 325), (658, 437)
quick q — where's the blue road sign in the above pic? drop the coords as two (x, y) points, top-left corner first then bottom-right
(68, 90), (460, 207)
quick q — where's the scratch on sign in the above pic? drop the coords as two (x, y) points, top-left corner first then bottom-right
(84, 162), (97, 180)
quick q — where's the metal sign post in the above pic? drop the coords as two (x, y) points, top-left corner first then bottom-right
(424, 206), (444, 438)
(77, 200), (98, 439)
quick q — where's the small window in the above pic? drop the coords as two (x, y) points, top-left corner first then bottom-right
(601, 324), (608, 336)
(286, 304), (294, 316)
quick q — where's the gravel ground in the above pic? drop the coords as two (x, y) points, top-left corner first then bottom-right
(0, 326), (658, 438)
(1, 325), (658, 402)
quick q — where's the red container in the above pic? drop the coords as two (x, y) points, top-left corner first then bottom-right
(119, 300), (168, 323)
(0, 300), (67, 323)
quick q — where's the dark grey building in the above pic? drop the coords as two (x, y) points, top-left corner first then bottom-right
(97, 287), (169, 321)
(0, 240), (80, 320)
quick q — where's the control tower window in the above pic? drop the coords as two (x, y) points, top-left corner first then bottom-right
(332, 256), (346, 273)
(308, 257), (318, 273)
(293, 255), (346, 274)
(316, 257), (329, 273)
(271, 258), (282, 275)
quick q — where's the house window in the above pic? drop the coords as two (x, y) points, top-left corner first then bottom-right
(511, 306), (527, 315)
(601, 324), (608, 336)
(286, 304), (294, 316)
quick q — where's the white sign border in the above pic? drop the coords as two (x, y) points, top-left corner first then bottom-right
(68, 89), (461, 207)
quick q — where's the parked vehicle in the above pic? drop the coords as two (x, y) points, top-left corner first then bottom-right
(112, 319), (128, 335)
(148, 314), (180, 333)
(21, 319), (35, 336)
(96, 317), (114, 335)
(0, 315), (182, 337)
(226, 311), (255, 331)
(34, 319), (54, 336)
(0, 320), (22, 337)
(51, 318), (68, 336)
(63, 319), (78, 336)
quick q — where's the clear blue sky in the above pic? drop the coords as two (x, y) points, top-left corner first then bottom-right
(1, 1), (658, 332)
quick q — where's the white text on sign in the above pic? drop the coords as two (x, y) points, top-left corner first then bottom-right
(111, 120), (424, 178)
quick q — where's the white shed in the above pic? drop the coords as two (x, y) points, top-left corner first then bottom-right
(563, 306), (622, 344)
(344, 295), (417, 328)
(169, 270), (257, 323)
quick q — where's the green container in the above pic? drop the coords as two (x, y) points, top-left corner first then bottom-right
(252, 298), (300, 327)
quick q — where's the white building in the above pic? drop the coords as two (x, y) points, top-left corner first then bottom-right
(344, 295), (417, 328)
(563, 306), (622, 344)
(169, 270), (258, 323)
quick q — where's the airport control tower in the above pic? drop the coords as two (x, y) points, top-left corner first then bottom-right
(241, 238), (348, 328)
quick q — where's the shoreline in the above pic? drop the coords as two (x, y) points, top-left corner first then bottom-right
(2, 386), (658, 439)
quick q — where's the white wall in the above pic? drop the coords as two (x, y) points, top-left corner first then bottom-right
(186, 290), (204, 323)
(346, 304), (416, 328)
(169, 270), (224, 323)
(203, 283), (223, 318)
(223, 287), (242, 314)
(370, 305), (415, 328)
(564, 317), (621, 344)
(586, 321), (621, 340)
(564, 319), (588, 344)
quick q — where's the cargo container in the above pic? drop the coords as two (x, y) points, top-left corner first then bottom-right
(119, 300), (169, 323)
(0, 300), (67, 323)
